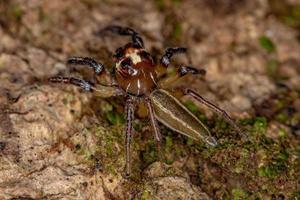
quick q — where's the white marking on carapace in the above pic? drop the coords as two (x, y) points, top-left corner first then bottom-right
(137, 79), (141, 95)
(126, 83), (131, 93)
(131, 67), (138, 76)
(126, 49), (142, 64)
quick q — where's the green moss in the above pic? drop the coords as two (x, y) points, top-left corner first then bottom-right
(278, 128), (286, 138)
(81, 148), (93, 160)
(8, 4), (22, 22)
(141, 189), (151, 200)
(253, 117), (268, 134)
(172, 0), (182, 6)
(154, 0), (165, 11)
(274, 99), (285, 110)
(141, 143), (158, 168)
(234, 161), (244, 174)
(184, 101), (208, 123)
(275, 112), (289, 123)
(258, 165), (279, 178)
(164, 136), (175, 164)
(282, 5), (300, 27)
(133, 120), (144, 132)
(214, 117), (230, 132)
(231, 188), (248, 200)
(90, 126), (125, 176)
(171, 22), (182, 41)
(186, 138), (194, 146)
(258, 150), (289, 178)
(106, 163), (117, 175)
(234, 149), (249, 173)
(266, 59), (278, 78)
(291, 191), (300, 199)
(165, 136), (173, 149)
(185, 100), (198, 113)
(259, 36), (276, 53)
(105, 111), (125, 125)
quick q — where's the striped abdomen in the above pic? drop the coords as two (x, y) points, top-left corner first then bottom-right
(149, 89), (217, 147)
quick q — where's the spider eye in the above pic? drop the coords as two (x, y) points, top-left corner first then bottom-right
(113, 47), (124, 60)
(119, 58), (138, 76)
(138, 51), (150, 59)
(120, 58), (133, 68)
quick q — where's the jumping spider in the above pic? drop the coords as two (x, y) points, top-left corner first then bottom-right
(49, 25), (242, 177)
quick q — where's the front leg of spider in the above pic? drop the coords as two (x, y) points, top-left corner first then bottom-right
(67, 57), (105, 75)
(49, 76), (93, 92)
(101, 25), (144, 47)
(124, 97), (135, 178)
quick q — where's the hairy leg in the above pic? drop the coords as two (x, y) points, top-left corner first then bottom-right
(178, 65), (206, 77)
(158, 65), (206, 89)
(184, 88), (245, 137)
(160, 47), (187, 67)
(49, 76), (93, 91)
(124, 97), (135, 178)
(67, 57), (104, 75)
(145, 98), (162, 142)
(100, 25), (144, 47)
(49, 76), (122, 98)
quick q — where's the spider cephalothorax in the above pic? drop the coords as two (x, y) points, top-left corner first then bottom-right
(49, 25), (243, 177)
(114, 43), (157, 96)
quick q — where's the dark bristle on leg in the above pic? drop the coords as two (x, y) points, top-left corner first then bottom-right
(160, 47), (187, 68)
(124, 97), (135, 178)
(67, 57), (104, 75)
(100, 25), (144, 48)
(178, 66), (206, 77)
(184, 88), (247, 140)
(49, 76), (93, 92)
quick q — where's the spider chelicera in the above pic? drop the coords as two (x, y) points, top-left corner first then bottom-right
(49, 25), (242, 177)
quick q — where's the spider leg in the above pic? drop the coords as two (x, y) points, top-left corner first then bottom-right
(178, 65), (206, 77)
(49, 76), (122, 98)
(49, 76), (94, 91)
(101, 25), (144, 47)
(184, 88), (245, 138)
(145, 98), (163, 148)
(160, 47), (187, 68)
(67, 57), (104, 75)
(124, 96), (135, 178)
(158, 65), (206, 89)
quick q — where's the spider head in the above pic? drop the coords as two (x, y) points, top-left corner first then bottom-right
(114, 43), (157, 96)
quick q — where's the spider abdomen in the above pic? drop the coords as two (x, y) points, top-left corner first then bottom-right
(149, 89), (218, 147)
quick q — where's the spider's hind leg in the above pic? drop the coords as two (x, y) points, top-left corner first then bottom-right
(183, 88), (246, 139)
(145, 99), (162, 144)
(101, 25), (144, 47)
